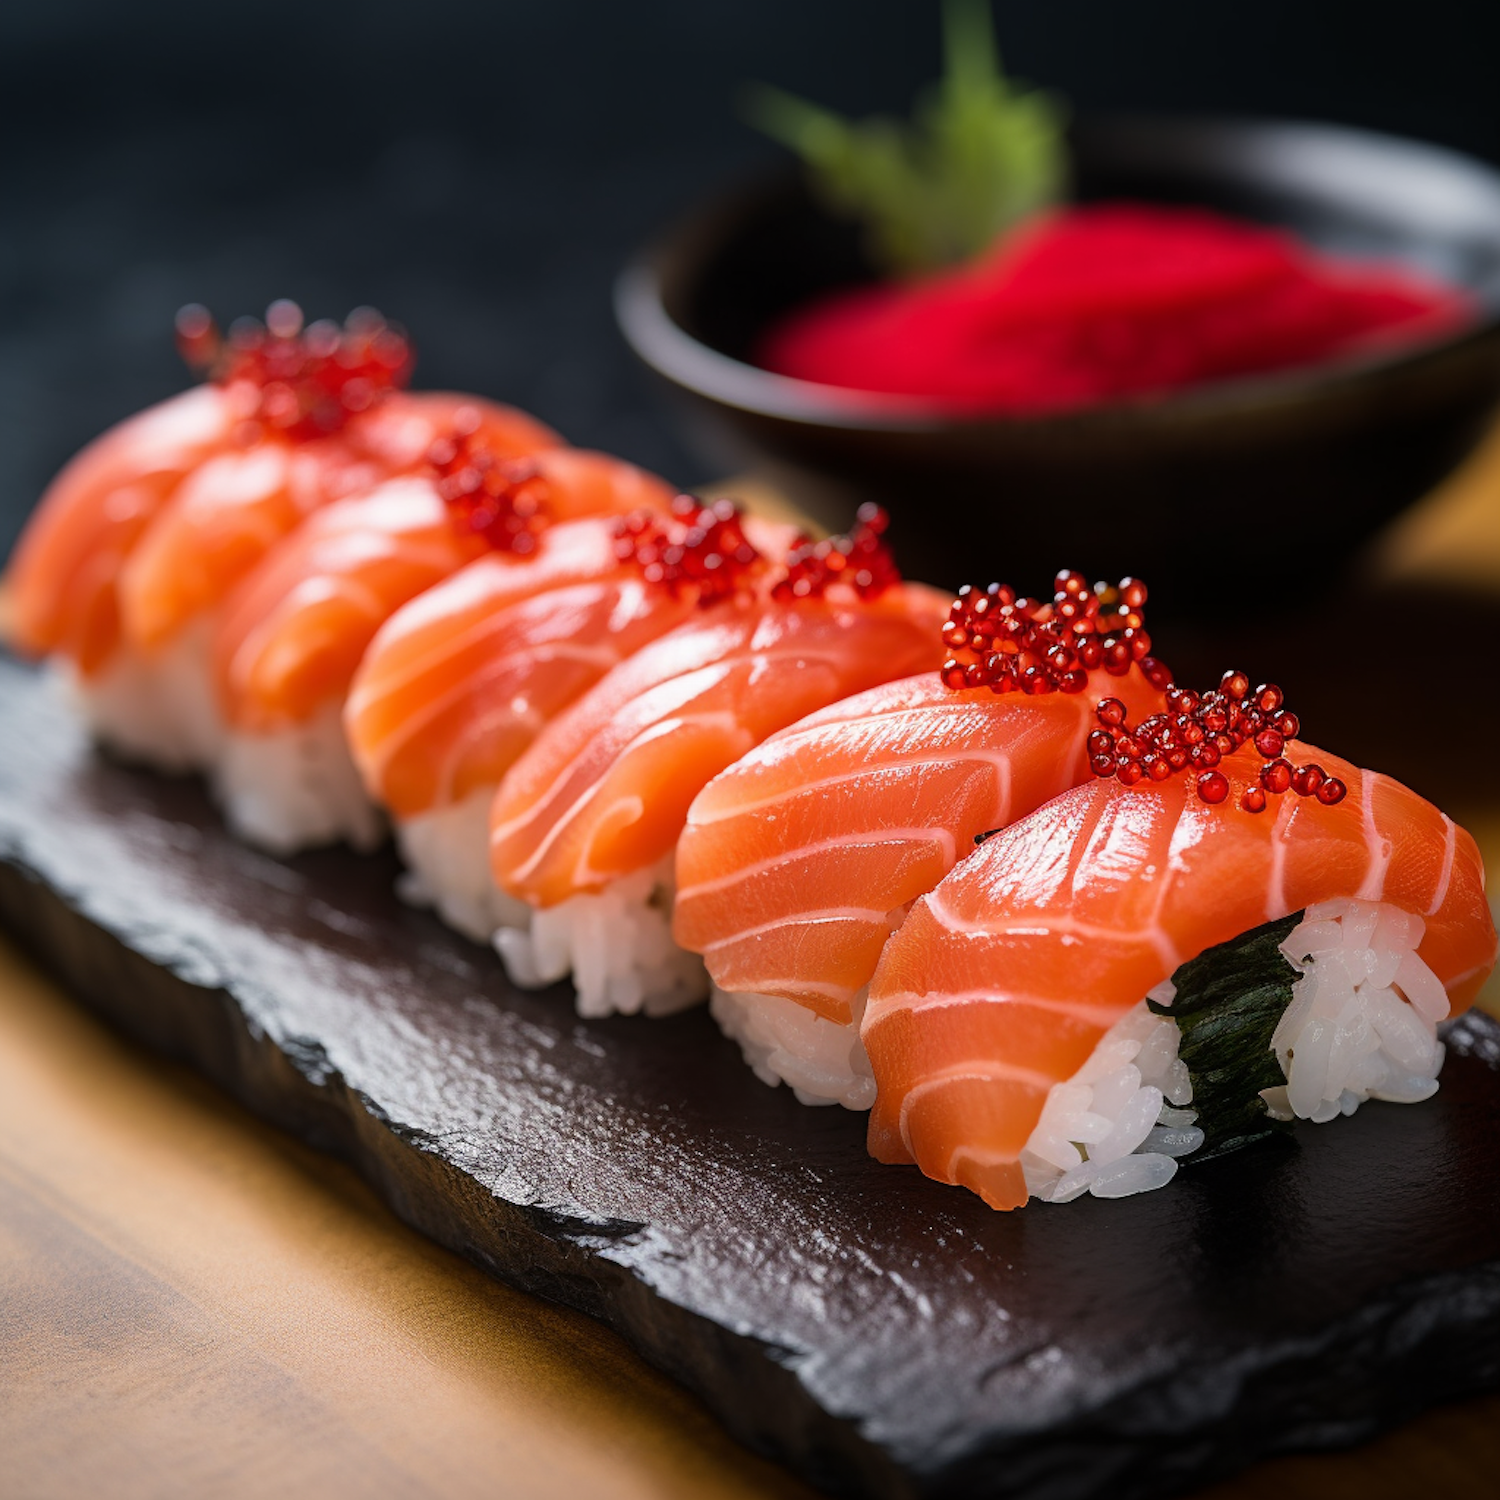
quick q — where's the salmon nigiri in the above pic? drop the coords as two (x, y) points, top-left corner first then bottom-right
(0, 305), (511, 771)
(865, 677), (1497, 1211)
(4, 306), (423, 676)
(117, 386), (559, 657)
(208, 442), (675, 854)
(3, 381), (242, 675)
(487, 509), (952, 1017)
(345, 498), (798, 940)
(674, 574), (1170, 1107)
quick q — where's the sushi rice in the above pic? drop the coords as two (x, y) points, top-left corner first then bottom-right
(494, 858), (709, 1017)
(716, 896), (1450, 1205)
(1024, 896), (1448, 1203)
(216, 707), (385, 855)
(395, 789), (532, 942)
(67, 621), (223, 773)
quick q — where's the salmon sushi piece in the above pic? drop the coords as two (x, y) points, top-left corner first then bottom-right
(344, 501), (798, 941)
(489, 516), (951, 1017)
(865, 686), (1497, 1211)
(674, 574), (1169, 1107)
(93, 391), (557, 774)
(3, 382), (242, 675)
(209, 447), (675, 854)
(0, 305), (446, 769)
(116, 389), (559, 656)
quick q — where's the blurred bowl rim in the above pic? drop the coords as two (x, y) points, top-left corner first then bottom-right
(616, 112), (1500, 435)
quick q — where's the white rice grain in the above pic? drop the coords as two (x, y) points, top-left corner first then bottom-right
(493, 856), (709, 1018)
(215, 706), (385, 854)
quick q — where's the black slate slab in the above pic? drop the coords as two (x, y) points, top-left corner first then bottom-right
(0, 653), (1497, 1500)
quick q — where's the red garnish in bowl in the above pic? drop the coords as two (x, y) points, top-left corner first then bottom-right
(428, 408), (552, 554)
(1089, 669), (1347, 812)
(771, 503), (901, 601)
(613, 495), (765, 605)
(175, 300), (412, 443)
(940, 571), (1171, 695)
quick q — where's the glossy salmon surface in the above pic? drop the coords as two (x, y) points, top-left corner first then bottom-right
(3, 387), (558, 676)
(674, 667), (1167, 1024)
(218, 450), (672, 734)
(490, 584), (953, 908)
(864, 742), (1498, 1210)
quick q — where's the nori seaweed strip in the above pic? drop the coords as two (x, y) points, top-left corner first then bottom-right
(1149, 913), (1303, 1161)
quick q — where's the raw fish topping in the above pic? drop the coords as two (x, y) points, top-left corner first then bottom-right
(427, 409), (552, 554)
(175, 300), (412, 443)
(940, 570), (1170, 694)
(1091, 671), (1347, 811)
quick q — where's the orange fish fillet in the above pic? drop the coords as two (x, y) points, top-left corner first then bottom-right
(864, 741), (1497, 1210)
(673, 668), (1167, 1025)
(117, 393), (559, 653)
(490, 585), (953, 909)
(3, 385), (239, 672)
(216, 449), (672, 734)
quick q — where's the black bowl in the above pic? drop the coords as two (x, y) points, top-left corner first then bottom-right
(617, 116), (1500, 607)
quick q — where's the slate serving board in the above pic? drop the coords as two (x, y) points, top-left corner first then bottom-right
(1, 654), (1498, 1500)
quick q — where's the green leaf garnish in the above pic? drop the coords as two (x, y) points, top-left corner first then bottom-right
(1150, 914), (1303, 1161)
(743, 0), (1067, 275)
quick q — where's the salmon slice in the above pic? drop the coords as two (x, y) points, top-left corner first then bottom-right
(489, 584), (953, 908)
(674, 667), (1167, 1025)
(864, 741), (1498, 1210)
(216, 449), (672, 734)
(2, 385), (240, 672)
(346, 509), (797, 821)
(117, 394), (560, 654)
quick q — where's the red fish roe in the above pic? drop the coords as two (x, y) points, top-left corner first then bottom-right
(940, 571), (1171, 696)
(613, 495), (765, 605)
(771, 503), (901, 601)
(428, 409), (551, 554)
(176, 300), (412, 443)
(1091, 667), (1347, 812)
(758, 204), (1471, 415)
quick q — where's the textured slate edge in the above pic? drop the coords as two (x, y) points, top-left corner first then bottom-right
(0, 852), (895, 1500)
(3, 800), (1500, 1500)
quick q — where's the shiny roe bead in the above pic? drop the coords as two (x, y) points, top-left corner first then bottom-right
(1260, 759), (1293, 794)
(1197, 770), (1229, 804)
(1292, 764), (1326, 797)
(1253, 729), (1285, 759)
(1316, 777), (1348, 805)
(1240, 786), (1267, 813)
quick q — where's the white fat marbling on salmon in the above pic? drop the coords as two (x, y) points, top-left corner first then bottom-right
(1427, 814), (1457, 917)
(1263, 786), (1300, 922)
(898, 1064), (1059, 1160)
(1356, 767), (1396, 901)
(676, 825), (960, 906)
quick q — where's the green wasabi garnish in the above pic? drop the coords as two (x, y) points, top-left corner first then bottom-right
(743, 0), (1067, 275)
(1151, 913), (1304, 1161)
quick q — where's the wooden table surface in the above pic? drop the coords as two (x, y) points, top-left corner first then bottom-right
(4, 438), (1500, 1500)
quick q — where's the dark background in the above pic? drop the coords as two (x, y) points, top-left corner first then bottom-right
(3, 0), (1498, 559)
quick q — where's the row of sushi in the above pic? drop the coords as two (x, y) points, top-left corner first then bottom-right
(4, 304), (1495, 1212)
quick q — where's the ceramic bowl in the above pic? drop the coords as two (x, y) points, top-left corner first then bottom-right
(617, 116), (1500, 606)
